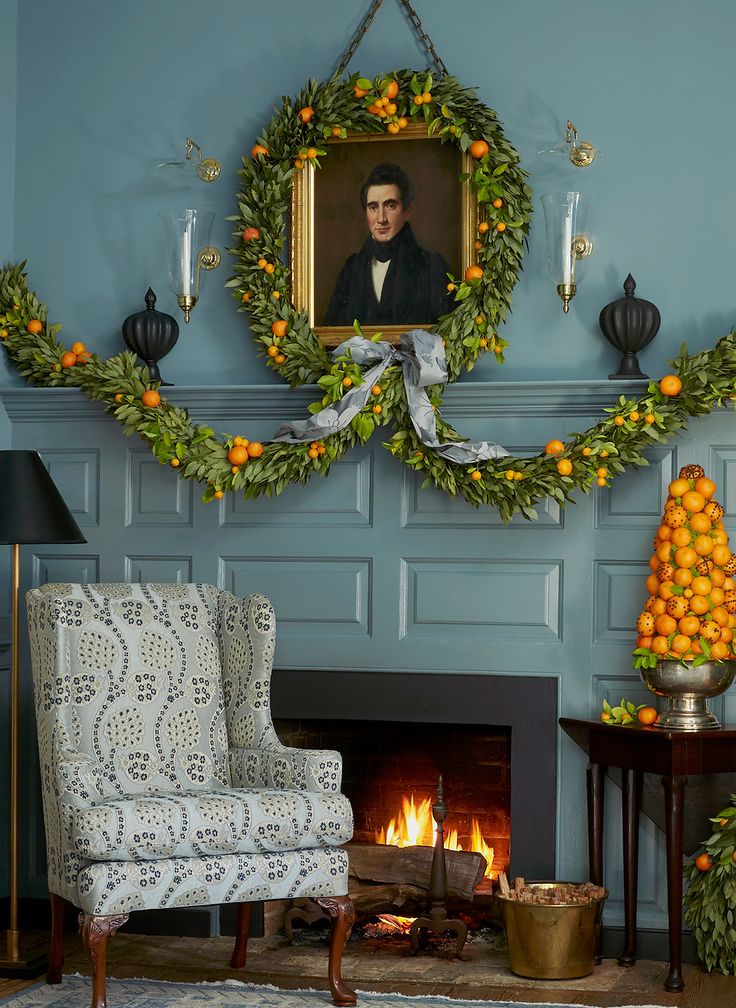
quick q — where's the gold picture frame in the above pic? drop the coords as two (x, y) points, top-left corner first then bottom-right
(291, 123), (477, 348)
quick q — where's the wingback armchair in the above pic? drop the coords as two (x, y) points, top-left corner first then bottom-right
(27, 583), (356, 1007)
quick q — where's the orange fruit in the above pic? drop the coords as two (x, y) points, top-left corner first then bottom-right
(470, 470), (483, 481)
(227, 445), (249, 466)
(711, 568), (727, 587)
(694, 477), (716, 499)
(651, 636), (669, 655)
(645, 573), (661, 595)
(681, 490), (706, 513)
(141, 389), (161, 407)
(267, 345), (279, 358)
(673, 567), (693, 587)
(704, 500), (725, 521)
(637, 635), (653, 649)
(271, 320), (288, 338)
(298, 106), (314, 123)
(701, 620), (722, 643)
(353, 83), (369, 98)
(251, 144), (269, 157)
(713, 544), (732, 566)
(545, 439), (565, 455)
(372, 404), (382, 415)
(690, 594), (711, 615)
(246, 441), (263, 458)
(666, 596), (688, 620)
(691, 576), (712, 596)
(650, 598), (667, 616)
(469, 139), (490, 158)
(71, 341), (86, 355)
(679, 615), (701, 637)
(556, 459), (573, 476)
(671, 527), (693, 547)
(665, 505), (687, 528)
(496, 222), (507, 232)
(695, 852), (713, 871)
(694, 535), (714, 556)
(492, 198), (504, 209)
(60, 351), (77, 368)
(242, 227), (260, 241)
(674, 546), (697, 568)
(465, 265), (483, 282)
(657, 562), (675, 582)
(710, 587), (725, 606)
(657, 523), (673, 541)
(654, 613), (677, 636)
(637, 612), (655, 635)
(26, 319), (43, 334)
(689, 512), (712, 534)
(637, 706), (658, 725)
(711, 640), (729, 660)
(711, 606), (729, 627)
(659, 374), (683, 396)
(671, 634), (692, 654)
(656, 542), (673, 562)
(668, 478), (690, 498)
(385, 79), (399, 98)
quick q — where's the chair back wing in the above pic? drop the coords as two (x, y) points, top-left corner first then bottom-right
(219, 592), (281, 751)
(27, 583), (231, 798)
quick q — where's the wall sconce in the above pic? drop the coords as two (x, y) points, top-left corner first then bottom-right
(540, 191), (593, 313)
(159, 208), (221, 322)
(538, 120), (598, 168)
(158, 137), (221, 183)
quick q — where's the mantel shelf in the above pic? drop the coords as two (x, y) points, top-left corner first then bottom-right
(0, 378), (661, 422)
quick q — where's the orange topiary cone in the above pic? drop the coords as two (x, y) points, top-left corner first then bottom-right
(634, 464), (736, 668)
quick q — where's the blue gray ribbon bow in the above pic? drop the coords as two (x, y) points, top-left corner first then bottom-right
(273, 329), (509, 464)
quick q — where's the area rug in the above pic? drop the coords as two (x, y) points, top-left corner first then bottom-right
(0, 975), (668, 1008)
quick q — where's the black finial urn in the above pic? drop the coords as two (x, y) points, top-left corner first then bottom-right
(122, 288), (179, 385)
(598, 274), (661, 380)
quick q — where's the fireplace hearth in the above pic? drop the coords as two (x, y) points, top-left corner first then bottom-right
(271, 670), (558, 880)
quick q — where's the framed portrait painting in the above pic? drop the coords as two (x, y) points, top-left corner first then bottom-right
(292, 123), (476, 346)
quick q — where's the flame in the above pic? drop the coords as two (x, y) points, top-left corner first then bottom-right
(375, 793), (495, 878)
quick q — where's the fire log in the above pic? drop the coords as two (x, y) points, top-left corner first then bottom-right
(346, 843), (486, 900)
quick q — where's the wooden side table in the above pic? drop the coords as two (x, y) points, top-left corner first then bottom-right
(559, 717), (736, 992)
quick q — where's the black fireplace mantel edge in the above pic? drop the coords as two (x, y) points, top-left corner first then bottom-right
(271, 669), (558, 882)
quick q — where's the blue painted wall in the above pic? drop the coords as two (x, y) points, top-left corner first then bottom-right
(3, 0), (736, 938)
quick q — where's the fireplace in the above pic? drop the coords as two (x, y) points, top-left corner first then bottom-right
(271, 670), (558, 881)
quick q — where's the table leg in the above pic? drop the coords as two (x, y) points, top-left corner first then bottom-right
(618, 768), (642, 966)
(662, 774), (686, 993)
(586, 761), (605, 963)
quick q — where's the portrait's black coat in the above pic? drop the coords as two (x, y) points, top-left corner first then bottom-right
(324, 224), (452, 327)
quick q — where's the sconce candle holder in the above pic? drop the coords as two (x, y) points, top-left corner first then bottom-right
(599, 274), (661, 380)
(540, 191), (593, 313)
(158, 138), (221, 183)
(159, 208), (220, 322)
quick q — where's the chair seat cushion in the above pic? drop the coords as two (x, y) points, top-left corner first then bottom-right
(71, 788), (353, 861)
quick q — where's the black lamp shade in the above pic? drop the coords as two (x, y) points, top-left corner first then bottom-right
(0, 451), (87, 545)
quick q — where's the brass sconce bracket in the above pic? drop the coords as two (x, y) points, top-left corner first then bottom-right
(184, 138), (221, 183)
(198, 247), (221, 270)
(573, 234), (593, 260)
(565, 121), (597, 167)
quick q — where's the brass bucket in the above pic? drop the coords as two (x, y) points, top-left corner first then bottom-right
(497, 882), (608, 979)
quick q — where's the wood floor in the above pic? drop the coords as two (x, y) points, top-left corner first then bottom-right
(1, 929), (736, 1006)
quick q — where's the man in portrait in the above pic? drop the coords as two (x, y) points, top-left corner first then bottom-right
(324, 162), (453, 327)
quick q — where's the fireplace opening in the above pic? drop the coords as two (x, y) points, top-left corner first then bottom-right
(276, 717), (510, 881)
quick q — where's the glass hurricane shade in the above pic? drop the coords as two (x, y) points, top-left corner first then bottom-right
(159, 208), (215, 300)
(122, 288), (179, 385)
(540, 191), (589, 287)
(0, 451), (86, 545)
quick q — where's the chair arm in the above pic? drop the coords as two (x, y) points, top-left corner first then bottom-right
(229, 745), (343, 793)
(55, 750), (111, 807)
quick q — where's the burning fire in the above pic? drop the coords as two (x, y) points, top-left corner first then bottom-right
(375, 794), (495, 878)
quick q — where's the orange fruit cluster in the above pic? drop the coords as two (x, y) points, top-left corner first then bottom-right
(635, 464), (736, 663)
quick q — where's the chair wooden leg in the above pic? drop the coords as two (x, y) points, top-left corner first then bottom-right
(229, 903), (251, 969)
(315, 895), (356, 1007)
(79, 911), (129, 1008)
(47, 892), (70, 984)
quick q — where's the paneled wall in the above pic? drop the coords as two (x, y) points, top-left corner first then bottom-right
(5, 380), (736, 933)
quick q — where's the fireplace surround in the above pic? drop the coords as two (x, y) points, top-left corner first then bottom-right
(271, 670), (558, 880)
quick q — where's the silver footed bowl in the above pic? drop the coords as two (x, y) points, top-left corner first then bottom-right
(641, 659), (736, 730)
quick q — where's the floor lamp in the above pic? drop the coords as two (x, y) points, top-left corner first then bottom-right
(0, 451), (85, 976)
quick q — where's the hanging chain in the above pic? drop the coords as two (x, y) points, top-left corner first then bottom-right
(334, 0), (448, 80)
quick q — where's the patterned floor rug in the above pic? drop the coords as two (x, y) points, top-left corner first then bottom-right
(0, 975), (667, 1008)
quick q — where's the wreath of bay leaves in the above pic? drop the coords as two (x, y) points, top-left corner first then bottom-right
(1, 69), (736, 521)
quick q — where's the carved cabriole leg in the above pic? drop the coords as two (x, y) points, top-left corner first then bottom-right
(79, 912), (129, 1008)
(314, 895), (356, 1007)
(229, 903), (251, 969)
(47, 892), (70, 984)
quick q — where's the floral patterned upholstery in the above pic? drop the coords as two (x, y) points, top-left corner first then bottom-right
(27, 583), (353, 917)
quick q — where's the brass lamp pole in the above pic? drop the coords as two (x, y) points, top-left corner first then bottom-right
(0, 451), (85, 976)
